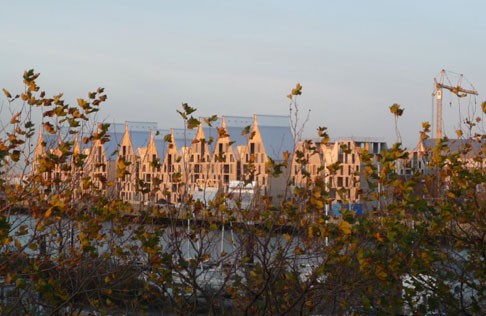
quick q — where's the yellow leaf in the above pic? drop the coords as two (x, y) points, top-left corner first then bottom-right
(45, 207), (53, 218)
(339, 221), (352, 235)
(283, 233), (292, 242)
(308, 226), (314, 238)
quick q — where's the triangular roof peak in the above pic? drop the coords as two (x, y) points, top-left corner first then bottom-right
(73, 133), (80, 155)
(147, 129), (155, 148)
(195, 119), (205, 140)
(221, 116), (227, 129)
(123, 121), (130, 137)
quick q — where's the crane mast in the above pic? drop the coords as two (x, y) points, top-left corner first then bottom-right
(433, 69), (478, 139)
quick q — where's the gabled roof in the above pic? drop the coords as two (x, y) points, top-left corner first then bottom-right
(202, 117), (222, 153)
(129, 130), (151, 153)
(172, 128), (197, 151)
(36, 126), (83, 157)
(103, 124), (125, 161)
(154, 129), (170, 160)
(421, 138), (484, 157)
(257, 115), (294, 161)
(224, 115), (254, 147)
(103, 122), (156, 161)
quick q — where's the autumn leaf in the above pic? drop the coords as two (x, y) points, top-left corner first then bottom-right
(3, 88), (12, 98)
(10, 112), (21, 124)
(43, 122), (56, 134)
(5, 273), (12, 285)
(241, 125), (251, 136)
(374, 232), (384, 242)
(389, 103), (404, 117)
(217, 127), (229, 138)
(163, 133), (172, 143)
(187, 117), (200, 129)
(45, 207), (53, 218)
(291, 83), (302, 96)
(339, 221), (352, 235)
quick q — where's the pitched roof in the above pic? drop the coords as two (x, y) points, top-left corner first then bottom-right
(257, 115), (294, 161)
(422, 138), (484, 157)
(172, 128), (197, 151)
(224, 115), (254, 147)
(104, 122), (156, 161)
(154, 129), (170, 159)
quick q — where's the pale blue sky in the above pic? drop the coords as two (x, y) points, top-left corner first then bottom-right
(1, 0), (485, 147)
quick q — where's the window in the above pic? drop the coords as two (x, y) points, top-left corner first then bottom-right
(373, 143), (379, 154)
(250, 143), (255, 154)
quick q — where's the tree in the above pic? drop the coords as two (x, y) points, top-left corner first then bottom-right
(0, 70), (484, 315)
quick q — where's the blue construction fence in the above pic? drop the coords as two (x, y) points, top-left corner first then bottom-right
(331, 202), (364, 216)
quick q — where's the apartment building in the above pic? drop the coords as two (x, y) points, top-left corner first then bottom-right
(33, 116), (393, 212)
(289, 137), (386, 214)
(77, 115), (293, 205)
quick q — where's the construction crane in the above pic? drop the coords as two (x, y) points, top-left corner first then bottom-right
(432, 69), (478, 139)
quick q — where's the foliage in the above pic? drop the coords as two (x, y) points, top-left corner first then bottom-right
(0, 71), (485, 315)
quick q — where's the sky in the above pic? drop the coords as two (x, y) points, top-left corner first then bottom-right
(1, 0), (485, 148)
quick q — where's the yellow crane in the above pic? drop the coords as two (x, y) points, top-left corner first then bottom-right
(432, 69), (478, 139)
